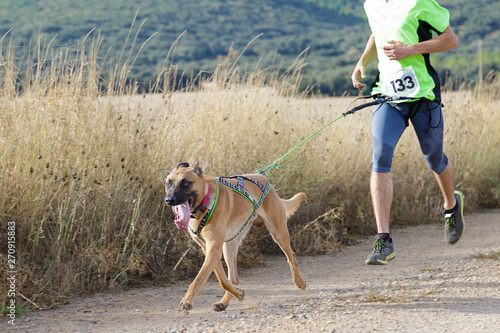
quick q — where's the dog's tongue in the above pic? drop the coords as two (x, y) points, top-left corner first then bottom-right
(173, 201), (191, 231)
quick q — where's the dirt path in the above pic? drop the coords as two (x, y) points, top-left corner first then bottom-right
(4, 209), (500, 333)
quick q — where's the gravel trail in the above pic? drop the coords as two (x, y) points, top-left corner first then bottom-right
(4, 209), (500, 333)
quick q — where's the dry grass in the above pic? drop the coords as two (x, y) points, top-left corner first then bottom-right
(0, 33), (499, 311)
(361, 278), (445, 303)
(469, 249), (500, 260)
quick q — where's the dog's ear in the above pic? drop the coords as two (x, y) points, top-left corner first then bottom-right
(176, 162), (190, 169)
(192, 160), (202, 176)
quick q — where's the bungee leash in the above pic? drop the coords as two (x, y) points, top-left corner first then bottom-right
(255, 94), (417, 175)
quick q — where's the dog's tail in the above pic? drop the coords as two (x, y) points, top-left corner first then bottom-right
(282, 192), (307, 218)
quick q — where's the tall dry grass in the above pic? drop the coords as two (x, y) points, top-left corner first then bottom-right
(0, 33), (499, 310)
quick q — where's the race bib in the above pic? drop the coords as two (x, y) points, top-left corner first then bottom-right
(381, 66), (420, 98)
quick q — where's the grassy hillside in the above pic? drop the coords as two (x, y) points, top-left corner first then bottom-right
(0, 0), (499, 94)
(1, 0), (499, 95)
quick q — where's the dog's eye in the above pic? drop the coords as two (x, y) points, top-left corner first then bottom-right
(181, 179), (191, 188)
(166, 180), (172, 188)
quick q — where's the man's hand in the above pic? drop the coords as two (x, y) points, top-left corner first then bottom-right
(351, 34), (377, 89)
(382, 26), (458, 61)
(381, 40), (413, 61)
(351, 63), (367, 88)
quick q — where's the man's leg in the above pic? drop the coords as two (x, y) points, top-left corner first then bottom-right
(370, 171), (392, 233)
(366, 171), (396, 265)
(434, 161), (465, 244)
(433, 161), (456, 210)
(412, 101), (465, 245)
(367, 102), (406, 265)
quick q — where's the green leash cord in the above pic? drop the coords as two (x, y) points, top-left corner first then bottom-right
(255, 96), (393, 176)
(256, 113), (346, 175)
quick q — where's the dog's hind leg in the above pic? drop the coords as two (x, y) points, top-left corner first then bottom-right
(264, 212), (306, 290)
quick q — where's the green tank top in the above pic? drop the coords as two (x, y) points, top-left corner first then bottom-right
(364, 0), (450, 101)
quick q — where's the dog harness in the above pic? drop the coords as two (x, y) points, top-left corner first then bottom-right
(189, 176), (271, 242)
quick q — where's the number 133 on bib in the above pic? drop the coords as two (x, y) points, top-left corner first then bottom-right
(381, 66), (420, 98)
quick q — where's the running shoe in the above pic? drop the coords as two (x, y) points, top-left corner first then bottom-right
(365, 236), (395, 265)
(444, 190), (465, 245)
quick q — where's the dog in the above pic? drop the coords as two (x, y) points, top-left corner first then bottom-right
(164, 162), (307, 311)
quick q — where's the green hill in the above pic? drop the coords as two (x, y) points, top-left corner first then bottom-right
(1, 0), (499, 95)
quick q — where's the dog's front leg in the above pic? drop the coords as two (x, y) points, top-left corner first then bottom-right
(179, 241), (225, 311)
(211, 259), (244, 311)
(192, 237), (243, 301)
(212, 240), (242, 311)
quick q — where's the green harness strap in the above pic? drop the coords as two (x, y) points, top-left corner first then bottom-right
(188, 176), (270, 243)
(216, 176), (271, 242)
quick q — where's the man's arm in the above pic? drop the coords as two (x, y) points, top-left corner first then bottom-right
(351, 34), (378, 88)
(382, 25), (458, 61)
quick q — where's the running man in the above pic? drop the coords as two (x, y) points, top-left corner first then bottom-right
(351, 0), (465, 265)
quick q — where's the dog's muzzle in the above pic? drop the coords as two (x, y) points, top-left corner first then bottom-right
(164, 196), (177, 206)
(165, 195), (193, 207)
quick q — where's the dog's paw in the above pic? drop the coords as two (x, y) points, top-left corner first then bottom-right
(179, 302), (193, 311)
(235, 288), (245, 300)
(212, 302), (228, 312)
(294, 277), (306, 290)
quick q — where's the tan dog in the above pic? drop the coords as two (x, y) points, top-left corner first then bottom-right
(165, 162), (307, 311)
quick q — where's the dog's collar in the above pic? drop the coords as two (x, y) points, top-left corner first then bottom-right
(190, 183), (210, 218)
(189, 182), (219, 239)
